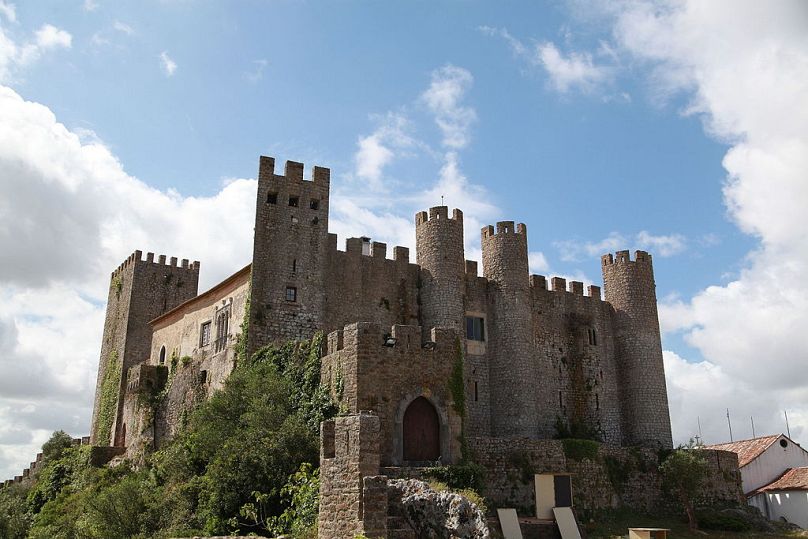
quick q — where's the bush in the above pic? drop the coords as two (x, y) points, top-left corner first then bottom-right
(424, 462), (486, 492)
(562, 438), (599, 461)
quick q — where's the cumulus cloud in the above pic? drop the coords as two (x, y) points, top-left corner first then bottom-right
(83, 0), (99, 11)
(159, 50), (177, 76)
(112, 21), (134, 36)
(603, 0), (808, 444)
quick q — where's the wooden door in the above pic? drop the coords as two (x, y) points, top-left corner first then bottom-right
(403, 397), (440, 462)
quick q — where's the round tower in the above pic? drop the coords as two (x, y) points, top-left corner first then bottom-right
(481, 221), (537, 437)
(415, 206), (465, 331)
(602, 250), (673, 449)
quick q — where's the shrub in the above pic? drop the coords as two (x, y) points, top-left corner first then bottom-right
(424, 462), (486, 492)
(562, 438), (599, 461)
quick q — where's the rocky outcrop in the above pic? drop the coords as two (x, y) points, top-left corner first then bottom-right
(388, 479), (490, 539)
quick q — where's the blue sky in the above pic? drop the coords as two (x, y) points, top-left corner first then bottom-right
(0, 0), (806, 478)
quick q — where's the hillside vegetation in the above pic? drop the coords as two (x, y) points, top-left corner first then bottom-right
(0, 333), (333, 539)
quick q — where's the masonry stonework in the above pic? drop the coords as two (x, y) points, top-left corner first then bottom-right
(85, 155), (684, 534)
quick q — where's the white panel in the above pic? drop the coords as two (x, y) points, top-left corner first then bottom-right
(497, 508), (523, 539)
(553, 507), (582, 539)
(535, 474), (555, 519)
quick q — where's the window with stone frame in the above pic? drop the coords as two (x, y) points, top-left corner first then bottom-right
(200, 321), (211, 347)
(286, 286), (297, 302)
(214, 305), (231, 353)
(466, 316), (485, 341)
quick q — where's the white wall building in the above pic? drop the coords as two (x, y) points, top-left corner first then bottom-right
(707, 434), (808, 528)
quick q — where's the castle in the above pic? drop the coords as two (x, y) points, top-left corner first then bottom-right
(87, 156), (679, 533)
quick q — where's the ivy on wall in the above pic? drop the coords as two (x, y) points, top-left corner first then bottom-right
(95, 350), (121, 446)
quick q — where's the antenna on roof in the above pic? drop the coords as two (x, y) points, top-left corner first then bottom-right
(785, 410), (791, 438)
(727, 408), (733, 442)
(751, 416), (756, 439)
(698, 416), (703, 441)
(441, 195), (444, 206)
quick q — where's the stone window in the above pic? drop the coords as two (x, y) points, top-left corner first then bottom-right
(466, 316), (485, 341)
(595, 394), (600, 410)
(310, 198), (319, 210)
(159, 346), (166, 365)
(292, 259), (297, 273)
(214, 306), (230, 353)
(267, 192), (278, 204)
(200, 321), (211, 347)
(587, 328), (598, 346)
(286, 286), (297, 302)
(288, 195), (299, 207)
(474, 381), (479, 402)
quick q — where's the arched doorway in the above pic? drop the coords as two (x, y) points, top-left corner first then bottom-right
(403, 397), (440, 462)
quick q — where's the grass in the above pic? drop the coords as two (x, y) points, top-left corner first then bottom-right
(584, 509), (807, 539)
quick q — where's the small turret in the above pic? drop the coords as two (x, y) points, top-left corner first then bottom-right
(481, 221), (540, 437)
(415, 206), (465, 331)
(602, 250), (673, 449)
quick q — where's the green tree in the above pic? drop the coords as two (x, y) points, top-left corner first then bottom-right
(659, 442), (709, 531)
(41, 430), (74, 463)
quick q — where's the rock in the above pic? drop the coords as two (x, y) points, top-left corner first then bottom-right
(388, 479), (490, 539)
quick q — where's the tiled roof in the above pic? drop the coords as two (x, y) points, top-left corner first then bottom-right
(704, 435), (780, 468)
(750, 467), (808, 495)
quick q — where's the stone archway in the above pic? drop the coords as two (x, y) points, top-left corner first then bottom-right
(403, 396), (440, 462)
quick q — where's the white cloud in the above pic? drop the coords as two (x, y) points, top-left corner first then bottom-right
(244, 58), (267, 82)
(159, 50), (177, 76)
(603, 0), (808, 445)
(353, 112), (416, 189)
(480, 26), (612, 95)
(529, 251), (550, 274)
(537, 41), (610, 93)
(420, 65), (477, 149)
(83, 0), (99, 11)
(0, 1), (15, 23)
(0, 23), (72, 81)
(34, 24), (72, 49)
(555, 230), (686, 262)
(113, 21), (134, 36)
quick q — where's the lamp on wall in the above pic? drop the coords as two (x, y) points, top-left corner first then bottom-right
(383, 334), (397, 347)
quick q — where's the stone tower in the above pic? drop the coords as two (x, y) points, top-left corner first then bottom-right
(415, 206), (465, 332)
(481, 221), (537, 437)
(247, 157), (331, 355)
(90, 251), (199, 446)
(602, 250), (673, 449)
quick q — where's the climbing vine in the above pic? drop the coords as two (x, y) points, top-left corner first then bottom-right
(448, 337), (470, 461)
(95, 350), (121, 446)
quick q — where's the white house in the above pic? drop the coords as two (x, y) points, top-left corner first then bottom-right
(707, 434), (808, 528)
(747, 467), (808, 528)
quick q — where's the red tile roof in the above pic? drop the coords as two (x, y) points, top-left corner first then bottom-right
(704, 435), (780, 468)
(750, 467), (808, 495)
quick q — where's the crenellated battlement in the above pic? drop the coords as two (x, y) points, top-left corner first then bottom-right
(415, 206), (463, 226)
(481, 221), (527, 239)
(2, 438), (89, 487)
(258, 155), (331, 187)
(601, 250), (652, 267)
(111, 250), (201, 278)
(325, 322), (457, 356)
(326, 233), (412, 264)
(529, 274), (603, 300)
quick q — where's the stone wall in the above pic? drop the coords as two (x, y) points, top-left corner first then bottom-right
(319, 413), (387, 539)
(321, 322), (463, 466)
(469, 437), (743, 517)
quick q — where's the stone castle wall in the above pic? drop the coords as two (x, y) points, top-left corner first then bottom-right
(321, 322), (463, 466)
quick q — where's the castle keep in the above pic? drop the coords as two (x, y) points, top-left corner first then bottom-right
(87, 156), (679, 532)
